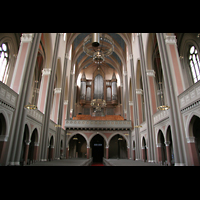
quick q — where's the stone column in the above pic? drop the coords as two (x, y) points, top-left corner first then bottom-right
(24, 140), (30, 165)
(66, 70), (74, 120)
(124, 71), (130, 120)
(142, 146), (146, 162)
(146, 146), (148, 161)
(10, 34), (34, 93)
(120, 84), (124, 118)
(156, 143), (162, 164)
(87, 146), (90, 159)
(7, 33), (41, 166)
(129, 54), (141, 161)
(106, 145), (109, 159)
(55, 53), (68, 159)
(146, 70), (157, 115)
(62, 100), (68, 128)
(80, 72), (86, 105)
(50, 88), (62, 122)
(187, 137), (199, 166)
(111, 72), (117, 104)
(40, 33), (61, 161)
(72, 84), (77, 117)
(136, 89), (143, 124)
(37, 68), (51, 113)
(156, 33), (186, 165)
(50, 145), (54, 161)
(132, 147), (135, 160)
(165, 141), (171, 166)
(0, 135), (8, 164)
(66, 147), (69, 159)
(127, 147), (130, 159)
(33, 142), (39, 162)
(137, 33), (155, 163)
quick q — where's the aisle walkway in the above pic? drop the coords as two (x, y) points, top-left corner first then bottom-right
(103, 159), (161, 166)
(27, 158), (92, 166)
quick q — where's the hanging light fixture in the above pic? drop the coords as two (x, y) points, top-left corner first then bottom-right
(24, 80), (38, 110)
(55, 118), (62, 128)
(157, 82), (170, 111)
(134, 118), (142, 128)
(83, 33), (114, 64)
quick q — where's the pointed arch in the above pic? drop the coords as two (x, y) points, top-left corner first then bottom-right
(108, 132), (129, 148)
(67, 132), (89, 147)
(89, 132), (108, 146)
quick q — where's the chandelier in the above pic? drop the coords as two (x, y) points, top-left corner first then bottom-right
(157, 82), (170, 111)
(83, 33), (114, 64)
(90, 99), (107, 112)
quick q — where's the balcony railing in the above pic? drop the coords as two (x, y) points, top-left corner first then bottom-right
(65, 119), (132, 131)
(178, 81), (200, 111)
(0, 81), (18, 110)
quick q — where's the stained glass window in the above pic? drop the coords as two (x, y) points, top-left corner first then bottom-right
(0, 43), (9, 83)
(189, 45), (200, 83)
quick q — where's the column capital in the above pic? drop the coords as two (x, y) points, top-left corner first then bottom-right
(34, 142), (39, 146)
(123, 71), (127, 76)
(136, 89), (143, 95)
(42, 68), (51, 76)
(156, 143), (162, 147)
(65, 53), (69, 59)
(129, 101), (133, 106)
(70, 70), (75, 75)
(54, 88), (62, 94)
(64, 100), (68, 105)
(25, 139), (31, 145)
(146, 69), (156, 77)
(186, 136), (195, 143)
(21, 33), (34, 43)
(165, 35), (177, 45)
(165, 141), (170, 146)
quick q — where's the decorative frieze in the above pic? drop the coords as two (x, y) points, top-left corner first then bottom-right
(153, 109), (169, 125)
(26, 109), (43, 124)
(179, 80), (200, 111)
(65, 119), (132, 131)
(0, 81), (18, 109)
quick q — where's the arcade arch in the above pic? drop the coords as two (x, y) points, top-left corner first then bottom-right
(68, 134), (87, 159)
(108, 134), (128, 159)
(157, 130), (167, 165)
(187, 115), (200, 165)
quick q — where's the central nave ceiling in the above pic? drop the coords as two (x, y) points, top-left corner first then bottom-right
(66, 33), (132, 81)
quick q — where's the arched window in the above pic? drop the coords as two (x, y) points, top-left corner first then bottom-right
(0, 43), (9, 84)
(188, 45), (200, 83)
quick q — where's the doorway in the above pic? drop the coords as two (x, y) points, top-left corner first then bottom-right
(90, 134), (104, 163)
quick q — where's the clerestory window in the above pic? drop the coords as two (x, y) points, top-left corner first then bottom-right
(189, 45), (200, 83)
(0, 43), (9, 84)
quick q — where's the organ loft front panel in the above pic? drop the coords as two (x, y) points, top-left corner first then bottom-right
(76, 66), (120, 118)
